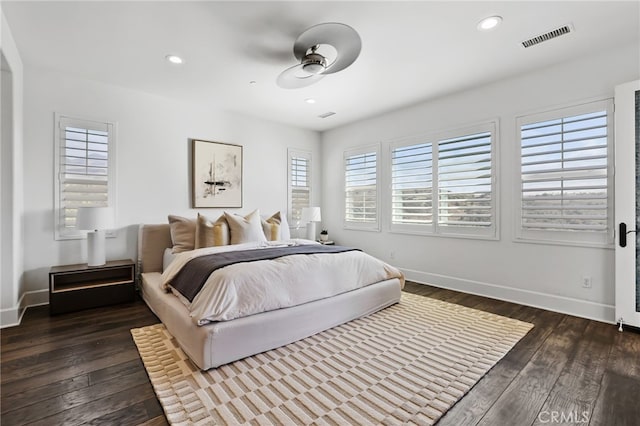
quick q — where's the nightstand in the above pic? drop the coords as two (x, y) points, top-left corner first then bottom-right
(318, 240), (335, 245)
(49, 259), (136, 315)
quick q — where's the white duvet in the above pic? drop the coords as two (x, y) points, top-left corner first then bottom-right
(161, 240), (404, 325)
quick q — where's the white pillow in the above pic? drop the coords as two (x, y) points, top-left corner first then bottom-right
(224, 209), (267, 245)
(280, 213), (291, 240)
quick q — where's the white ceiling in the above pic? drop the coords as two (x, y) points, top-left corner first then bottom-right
(3, 1), (639, 132)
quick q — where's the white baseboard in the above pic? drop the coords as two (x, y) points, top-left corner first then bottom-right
(402, 268), (615, 324)
(0, 289), (49, 329)
(22, 288), (49, 308)
(0, 305), (20, 328)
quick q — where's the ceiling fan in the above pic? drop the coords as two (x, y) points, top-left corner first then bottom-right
(276, 22), (362, 89)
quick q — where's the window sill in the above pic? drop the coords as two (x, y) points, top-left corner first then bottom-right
(55, 230), (118, 241)
(389, 228), (499, 241)
(343, 225), (380, 233)
(513, 236), (614, 250)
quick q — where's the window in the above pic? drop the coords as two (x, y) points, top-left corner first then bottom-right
(391, 142), (433, 227)
(390, 122), (496, 238)
(516, 99), (613, 246)
(54, 114), (116, 239)
(437, 130), (493, 232)
(344, 145), (380, 230)
(288, 149), (311, 226)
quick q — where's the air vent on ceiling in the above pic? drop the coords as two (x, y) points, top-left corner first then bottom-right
(521, 24), (573, 48)
(318, 111), (336, 119)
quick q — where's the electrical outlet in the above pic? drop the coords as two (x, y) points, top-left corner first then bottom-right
(582, 276), (592, 289)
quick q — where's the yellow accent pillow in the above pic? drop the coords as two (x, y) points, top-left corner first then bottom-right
(195, 213), (230, 248)
(261, 211), (291, 241)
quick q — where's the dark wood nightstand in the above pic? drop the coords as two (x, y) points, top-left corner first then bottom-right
(49, 259), (136, 315)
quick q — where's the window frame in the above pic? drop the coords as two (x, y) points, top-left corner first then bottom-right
(287, 148), (312, 228)
(54, 113), (117, 240)
(514, 99), (614, 248)
(343, 144), (381, 232)
(388, 121), (498, 240)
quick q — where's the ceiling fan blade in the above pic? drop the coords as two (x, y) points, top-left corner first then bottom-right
(276, 63), (325, 89)
(293, 22), (362, 75)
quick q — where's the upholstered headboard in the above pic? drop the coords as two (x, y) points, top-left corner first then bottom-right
(137, 224), (172, 273)
(137, 210), (292, 274)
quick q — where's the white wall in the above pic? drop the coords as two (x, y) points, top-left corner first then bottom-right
(21, 66), (321, 300)
(0, 8), (25, 328)
(321, 43), (640, 323)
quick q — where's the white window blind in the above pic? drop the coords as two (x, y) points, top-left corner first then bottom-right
(437, 131), (493, 229)
(517, 100), (613, 246)
(391, 142), (432, 226)
(55, 115), (115, 239)
(345, 146), (379, 230)
(389, 122), (496, 238)
(288, 150), (311, 225)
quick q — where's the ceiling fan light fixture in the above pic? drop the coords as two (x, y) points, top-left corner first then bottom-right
(302, 52), (327, 74)
(302, 63), (325, 74)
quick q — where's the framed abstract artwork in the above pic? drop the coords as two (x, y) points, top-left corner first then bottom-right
(191, 139), (243, 208)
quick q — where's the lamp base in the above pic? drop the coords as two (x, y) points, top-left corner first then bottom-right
(87, 230), (106, 266)
(306, 222), (317, 241)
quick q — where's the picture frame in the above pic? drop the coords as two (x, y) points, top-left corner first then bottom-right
(191, 139), (243, 208)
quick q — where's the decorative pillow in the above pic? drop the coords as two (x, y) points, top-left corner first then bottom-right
(168, 215), (196, 253)
(280, 213), (291, 240)
(195, 213), (230, 248)
(224, 209), (267, 245)
(262, 211), (291, 241)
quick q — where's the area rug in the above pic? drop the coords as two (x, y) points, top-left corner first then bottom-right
(131, 292), (533, 425)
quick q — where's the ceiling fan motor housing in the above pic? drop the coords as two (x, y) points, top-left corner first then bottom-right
(302, 52), (327, 74)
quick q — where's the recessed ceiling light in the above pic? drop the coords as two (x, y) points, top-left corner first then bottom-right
(477, 16), (503, 31)
(249, 80), (257, 85)
(305, 98), (316, 104)
(165, 54), (183, 64)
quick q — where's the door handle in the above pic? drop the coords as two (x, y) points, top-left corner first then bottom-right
(619, 222), (637, 247)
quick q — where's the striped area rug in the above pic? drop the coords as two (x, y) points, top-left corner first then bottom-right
(131, 292), (533, 425)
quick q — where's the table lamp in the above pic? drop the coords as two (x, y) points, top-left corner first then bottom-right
(76, 207), (114, 266)
(301, 207), (322, 241)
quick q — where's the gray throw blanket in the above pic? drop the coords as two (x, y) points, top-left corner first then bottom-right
(171, 245), (360, 302)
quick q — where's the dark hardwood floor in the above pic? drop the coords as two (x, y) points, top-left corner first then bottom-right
(1, 282), (639, 425)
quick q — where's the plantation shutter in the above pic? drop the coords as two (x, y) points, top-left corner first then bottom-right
(520, 109), (609, 233)
(56, 116), (113, 238)
(289, 153), (311, 225)
(345, 148), (378, 227)
(437, 131), (493, 228)
(391, 142), (433, 226)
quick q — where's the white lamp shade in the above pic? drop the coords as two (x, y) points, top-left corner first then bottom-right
(301, 207), (322, 223)
(76, 207), (115, 230)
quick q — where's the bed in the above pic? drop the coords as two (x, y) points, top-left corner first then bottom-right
(137, 221), (404, 370)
